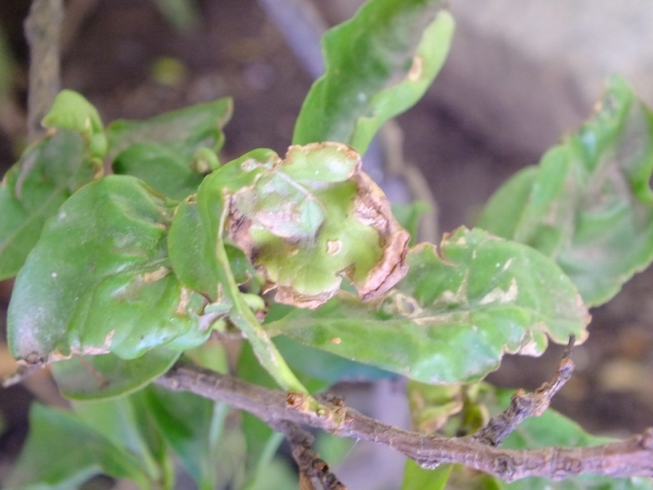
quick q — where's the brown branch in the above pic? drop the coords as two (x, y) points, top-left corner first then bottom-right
(270, 420), (347, 490)
(25, 0), (63, 143)
(472, 335), (576, 447)
(157, 362), (653, 483)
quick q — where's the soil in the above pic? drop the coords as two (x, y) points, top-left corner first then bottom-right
(0, 0), (651, 487)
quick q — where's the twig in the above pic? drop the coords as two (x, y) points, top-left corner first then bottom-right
(472, 335), (576, 447)
(2, 363), (43, 388)
(270, 421), (347, 490)
(157, 360), (653, 483)
(25, 0), (63, 143)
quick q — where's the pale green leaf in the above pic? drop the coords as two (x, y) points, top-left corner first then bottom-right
(479, 76), (653, 306)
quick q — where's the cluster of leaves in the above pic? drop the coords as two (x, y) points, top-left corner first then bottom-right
(1, 0), (653, 488)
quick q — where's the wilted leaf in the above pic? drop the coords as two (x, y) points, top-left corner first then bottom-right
(293, 0), (454, 154)
(51, 348), (180, 400)
(6, 404), (150, 489)
(106, 97), (232, 162)
(266, 227), (589, 384)
(0, 130), (101, 280)
(479, 76), (653, 306)
(8, 175), (210, 364)
(228, 142), (410, 308)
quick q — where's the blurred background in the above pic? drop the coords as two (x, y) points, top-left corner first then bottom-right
(1, 1), (652, 488)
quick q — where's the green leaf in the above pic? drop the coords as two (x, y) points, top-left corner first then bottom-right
(401, 459), (452, 490)
(478, 76), (653, 306)
(5, 404), (150, 489)
(491, 391), (653, 489)
(72, 397), (161, 480)
(144, 385), (225, 489)
(266, 227), (590, 384)
(112, 143), (205, 200)
(8, 175), (209, 364)
(50, 348), (180, 400)
(0, 130), (101, 280)
(106, 97), (232, 162)
(227, 143), (410, 308)
(293, 0), (454, 154)
(41, 90), (107, 159)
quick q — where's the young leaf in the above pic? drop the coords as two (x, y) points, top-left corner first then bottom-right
(479, 76), (653, 306)
(227, 142), (410, 308)
(41, 90), (107, 159)
(8, 175), (209, 364)
(5, 404), (150, 489)
(106, 97), (232, 162)
(50, 348), (180, 400)
(266, 227), (590, 384)
(0, 130), (101, 280)
(293, 0), (454, 154)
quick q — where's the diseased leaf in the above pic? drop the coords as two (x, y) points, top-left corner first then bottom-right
(51, 348), (180, 400)
(479, 76), (653, 306)
(5, 404), (150, 489)
(227, 142), (410, 308)
(293, 0), (454, 154)
(266, 228), (589, 384)
(8, 175), (210, 364)
(0, 130), (102, 280)
(106, 97), (232, 162)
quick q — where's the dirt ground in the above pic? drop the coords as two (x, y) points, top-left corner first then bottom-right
(1, 0), (652, 486)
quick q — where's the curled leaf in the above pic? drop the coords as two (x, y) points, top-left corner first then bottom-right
(266, 228), (590, 384)
(227, 142), (410, 308)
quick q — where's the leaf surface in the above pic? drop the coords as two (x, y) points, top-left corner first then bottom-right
(51, 348), (180, 400)
(106, 97), (232, 162)
(479, 76), (653, 306)
(6, 404), (149, 489)
(0, 130), (101, 279)
(293, 0), (454, 154)
(266, 228), (589, 384)
(8, 175), (209, 363)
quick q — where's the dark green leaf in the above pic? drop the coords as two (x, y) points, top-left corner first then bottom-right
(5, 404), (150, 489)
(293, 0), (454, 154)
(144, 384), (224, 488)
(0, 130), (101, 280)
(112, 143), (205, 200)
(266, 227), (589, 384)
(106, 98), (232, 162)
(478, 76), (653, 306)
(50, 348), (180, 400)
(8, 175), (209, 364)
